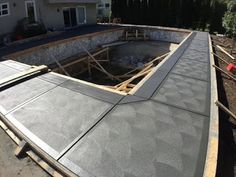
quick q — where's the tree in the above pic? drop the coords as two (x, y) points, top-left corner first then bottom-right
(222, 0), (236, 54)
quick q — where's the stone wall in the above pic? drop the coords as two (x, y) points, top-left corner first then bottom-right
(146, 29), (189, 43)
(14, 29), (124, 65)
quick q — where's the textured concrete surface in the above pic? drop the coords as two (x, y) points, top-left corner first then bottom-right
(8, 86), (112, 158)
(0, 31), (214, 177)
(60, 101), (208, 177)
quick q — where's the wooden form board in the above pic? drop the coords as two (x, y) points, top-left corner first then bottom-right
(0, 65), (48, 88)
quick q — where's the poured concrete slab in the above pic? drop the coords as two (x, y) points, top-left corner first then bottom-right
(152, 73), (210, 116)
(171, 58), (209, 81)
(181, 49), (209, 63)
(60, 79), (123, 104)
(7, 86), (113, 158)
(1, 60), (32, 71)
(0, 78), (56, 115)
(60, 101), (209, 177)
(0, 29), (217, 177)
(0, 64), (19, 80)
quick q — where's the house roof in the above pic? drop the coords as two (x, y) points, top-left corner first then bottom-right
(48, 0), (99, 4)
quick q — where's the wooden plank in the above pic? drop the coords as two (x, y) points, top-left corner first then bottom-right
(216, 45), (235, 60)
(85, 62), (122, 82)
(102, 41), (128, 48)
(116, 68), (152, 91)
(213, 65), (236, 82)
(88, 57), (91, 76)
(53, 56), (88, 72)
(26, 151), (64, 177)
(215, 101), (236, 120)
(6, 129), (21, 145)
(55, 48), (109, 71)
(78, 43), (119, 81)
(0, 65), (48, 88)
(15, 140), (28, 158)
(211, 52), (230, 65)
(135, 30), (138, 39)
(120, 52), (170, 77)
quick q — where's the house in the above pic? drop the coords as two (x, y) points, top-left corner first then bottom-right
(0, 0), (98, 35)
(97, 0), (111, 19)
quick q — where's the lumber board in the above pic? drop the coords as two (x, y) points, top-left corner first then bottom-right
(216, 45), (235, 60)
(0, 65), (48, 88)
(55, 47), (109, 71)
(15, 140), (28, 157)
(26, 151), (64, 177)
(0, 112), (78, 177)
(0, 117), (65, 177)
(216, 101), (236, 120)
(211, 52), (230, 65)
(213, 65), (236, 82)
(120, 52), (169, 77)
(116, 69), (152, 91)
(85, 61), (122, 82)
(102, 41), (128, 48)
(51, 72), (127, 95)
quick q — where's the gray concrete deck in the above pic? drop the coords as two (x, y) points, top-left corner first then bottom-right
(0, 31), (217, 177)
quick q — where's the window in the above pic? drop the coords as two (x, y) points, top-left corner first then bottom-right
(105, 3), (110, 9)
(25, 1), (37, 23)
(98, 4), (103, 8)
(0, 3), (10, 17)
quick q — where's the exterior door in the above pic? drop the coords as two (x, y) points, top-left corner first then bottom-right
(77, 6), (86, 24)
(63, 8), (77, 28)
(25, 1), (37, 23)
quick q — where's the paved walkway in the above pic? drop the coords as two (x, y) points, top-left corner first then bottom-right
(0, 25), (119, 59)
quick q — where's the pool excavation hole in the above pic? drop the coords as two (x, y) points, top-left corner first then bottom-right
(52, 39), (178, 94)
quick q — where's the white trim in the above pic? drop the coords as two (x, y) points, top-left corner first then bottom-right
(25, 0), (37, 22)
(77, 6), (86, 24)
(0, 2), (10, 18)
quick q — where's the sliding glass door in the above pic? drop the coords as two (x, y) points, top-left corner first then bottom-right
(63, 8), (77, 28)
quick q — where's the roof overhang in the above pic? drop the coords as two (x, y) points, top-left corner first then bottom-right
(48, 0), (99, 4)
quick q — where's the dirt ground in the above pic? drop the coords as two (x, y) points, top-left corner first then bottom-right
(0, 128), (49, 177)
(211, 35), (236, 177)
(110, 41), (178, 68)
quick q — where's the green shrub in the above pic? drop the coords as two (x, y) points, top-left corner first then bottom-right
(222, 0), (236, 37)
(14, 18), (47, 39)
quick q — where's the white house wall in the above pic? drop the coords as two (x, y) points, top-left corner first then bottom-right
(0, 0), (97, 35)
